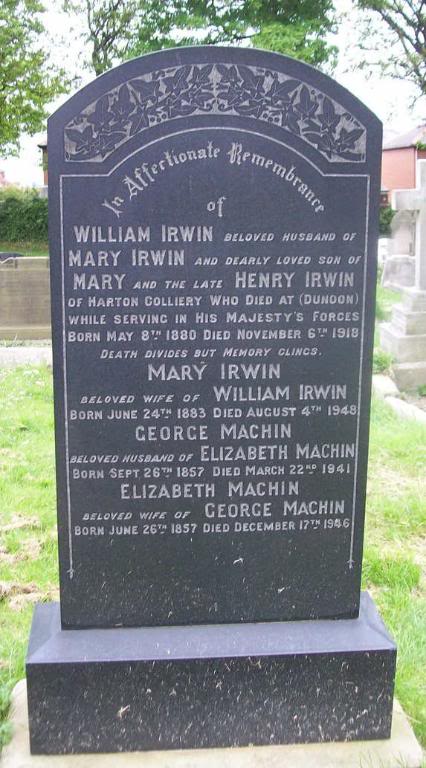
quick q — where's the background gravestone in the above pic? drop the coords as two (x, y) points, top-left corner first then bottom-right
(381, 159), (426, 387)
(382, 210), (415, 291)
(390, 210), (415, 257)
(0, 256), (51, 340)
(26, 46), (396, 754)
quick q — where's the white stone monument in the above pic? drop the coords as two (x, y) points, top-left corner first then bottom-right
(381, 211), (415, 290)
(381, 160), (426, 388)
(390, 210), (415, 257)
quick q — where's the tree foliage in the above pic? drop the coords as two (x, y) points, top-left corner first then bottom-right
(357, 0), (426, 96)
(0, 0), (66, 156)
(64, 0), (141, 75)
(67, 0), (337, 76)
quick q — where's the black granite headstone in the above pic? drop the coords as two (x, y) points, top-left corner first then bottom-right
(27, 46), (396, 754)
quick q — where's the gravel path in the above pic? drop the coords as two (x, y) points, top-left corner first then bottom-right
(0, 346), (52, 368)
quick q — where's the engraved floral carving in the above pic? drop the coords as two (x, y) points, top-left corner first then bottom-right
(64, 63), (366, 164)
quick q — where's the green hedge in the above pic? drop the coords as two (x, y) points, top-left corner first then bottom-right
(0, 187), (48, 242)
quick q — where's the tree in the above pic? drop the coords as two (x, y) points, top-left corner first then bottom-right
(130, 0), (338, 71)
(64, 0), (182, 75)
(0, 0), (67, 156)
(356, 0), (426, 96)
(64, 0), (140, 76)
(66, 0), (338, 77)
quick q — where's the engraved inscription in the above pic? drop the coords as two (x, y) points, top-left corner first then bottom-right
(61, 130), (368, 593)
(51, 49), (379, 626)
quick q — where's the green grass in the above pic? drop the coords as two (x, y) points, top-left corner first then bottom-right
(364, 396), (426, 748)
(373, 347), (393, 374)
(0, 368), (425, 755)
(375, 281), (402, 322)
(0, 241), (48, 258)
(0, 366), (57, 749)
(373, 279), (401, 374)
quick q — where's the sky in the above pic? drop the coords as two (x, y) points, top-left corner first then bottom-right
(2, 0), (424, 187)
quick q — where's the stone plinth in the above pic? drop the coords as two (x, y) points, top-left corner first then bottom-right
(4, 684), (423, 768)
(380, 289), (426, 387)
(380, 325), (426, 362)
(391, 304), (426, 335)
(391, 362), (426, 392)
(26, 594), (396, 755)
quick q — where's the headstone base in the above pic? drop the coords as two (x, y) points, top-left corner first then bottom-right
(400, 288), (426, 312)
(391, 305), (426, 335)
(380, 324), (426, 362)
(380, 289), (426, 387)
(4, 683), (423, 768)
(391, 361), (426, 390)
(26, 593), (396, 755)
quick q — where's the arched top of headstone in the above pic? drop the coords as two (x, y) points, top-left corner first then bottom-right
(51, 47), (380, 168)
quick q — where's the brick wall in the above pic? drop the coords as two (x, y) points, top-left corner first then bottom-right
(382, 147), (416, 194)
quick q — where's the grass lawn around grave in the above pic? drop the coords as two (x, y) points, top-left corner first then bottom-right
(373, 280), (402, 374)
(0, 366), (425, 755)
(0, 241), (49, 258)
(375, 281), (402, 322)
